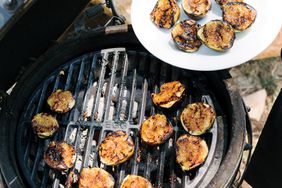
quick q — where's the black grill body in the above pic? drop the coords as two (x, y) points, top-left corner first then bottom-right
(0, 27), (246, 188)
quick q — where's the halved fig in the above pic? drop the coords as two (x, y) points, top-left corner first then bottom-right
(151, 81), (185, 108)
(180, 102), (216, 135)
(44, 141), (76, 170)
(79, 168), (115, 188)
(215, 0), (243, 6)
(47, 89), (75, 113)
(120, 175), (152, 188)
(31, 113), (59, 138)
(140, 114), (173, 145)
(171, 19), (202, 52)
(150, 0), (180, 29)
(176, 134), (208, 171)
(197, 20), (235, 51)
(182, 0), (211, 20)
(99, 131), (134, 166)
(222, 2), (257, 32)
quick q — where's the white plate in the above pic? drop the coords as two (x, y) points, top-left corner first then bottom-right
(131, 0), (282, 71)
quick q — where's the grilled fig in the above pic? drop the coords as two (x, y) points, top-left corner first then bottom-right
(150, 0), (180, 29)
(44, 141), (76, 170)
(182, 0), (211, 19)
(99, 131), (134, 166)
(197, 20), (235, 51)
(47, 89), (75, 113)
(215, 0), (243, 6)
(180, 102), (216, 135)
(171, 19), (202, 52)
(120, 175), (152, 188)
(79, 168), (115, 188)
(151, 81), (185, 108)
(222, 2), (257, 32)
(176, 134), (208, 171)
(31, 113), (59, 138)
(140, 114), (173, 145)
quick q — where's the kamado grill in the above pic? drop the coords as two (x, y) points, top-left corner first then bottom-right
(0, 1), (252, 187)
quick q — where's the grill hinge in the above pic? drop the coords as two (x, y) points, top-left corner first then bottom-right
(105, 24), (128, 35)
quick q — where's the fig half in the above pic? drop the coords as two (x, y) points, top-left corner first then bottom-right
(99, 131), (134, 166)
(47, 89), (75, 113)
(222, 2), (257, 32)
(197, 20), (235, 51)
(171, 19), (202, 52)
(176, 134), (208, 171)
(140, 114), (173, 145)
(151, 81), (185, 108)
(44, 141), (76, 170)
(32, 113), (59, 138)
(150, 0), (180, 29)
(180, 102), (216, 135)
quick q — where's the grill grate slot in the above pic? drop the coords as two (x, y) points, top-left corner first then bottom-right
(91, 53), (108, 122)
(68, 57), (86, 121)
(64, 64), (74, 91)
(104, 50), (119, 121)
(115, 53), (129, 121)
(127, 69), (137, 122)
(17, 48), (225, 188)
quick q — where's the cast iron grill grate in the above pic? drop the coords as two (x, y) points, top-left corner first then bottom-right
(16, 48), (225, 188)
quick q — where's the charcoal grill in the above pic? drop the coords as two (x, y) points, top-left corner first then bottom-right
(0, 26), (247, 188)
(0, 0), (250, 184)
(16, 47), (228, 188)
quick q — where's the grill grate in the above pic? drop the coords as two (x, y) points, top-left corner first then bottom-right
(17, 48), (225, 188)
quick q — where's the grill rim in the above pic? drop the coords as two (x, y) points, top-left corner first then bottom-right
(0, 26), (246, 188)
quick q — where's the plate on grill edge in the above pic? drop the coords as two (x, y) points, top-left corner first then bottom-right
(131, 0), (282, 71)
